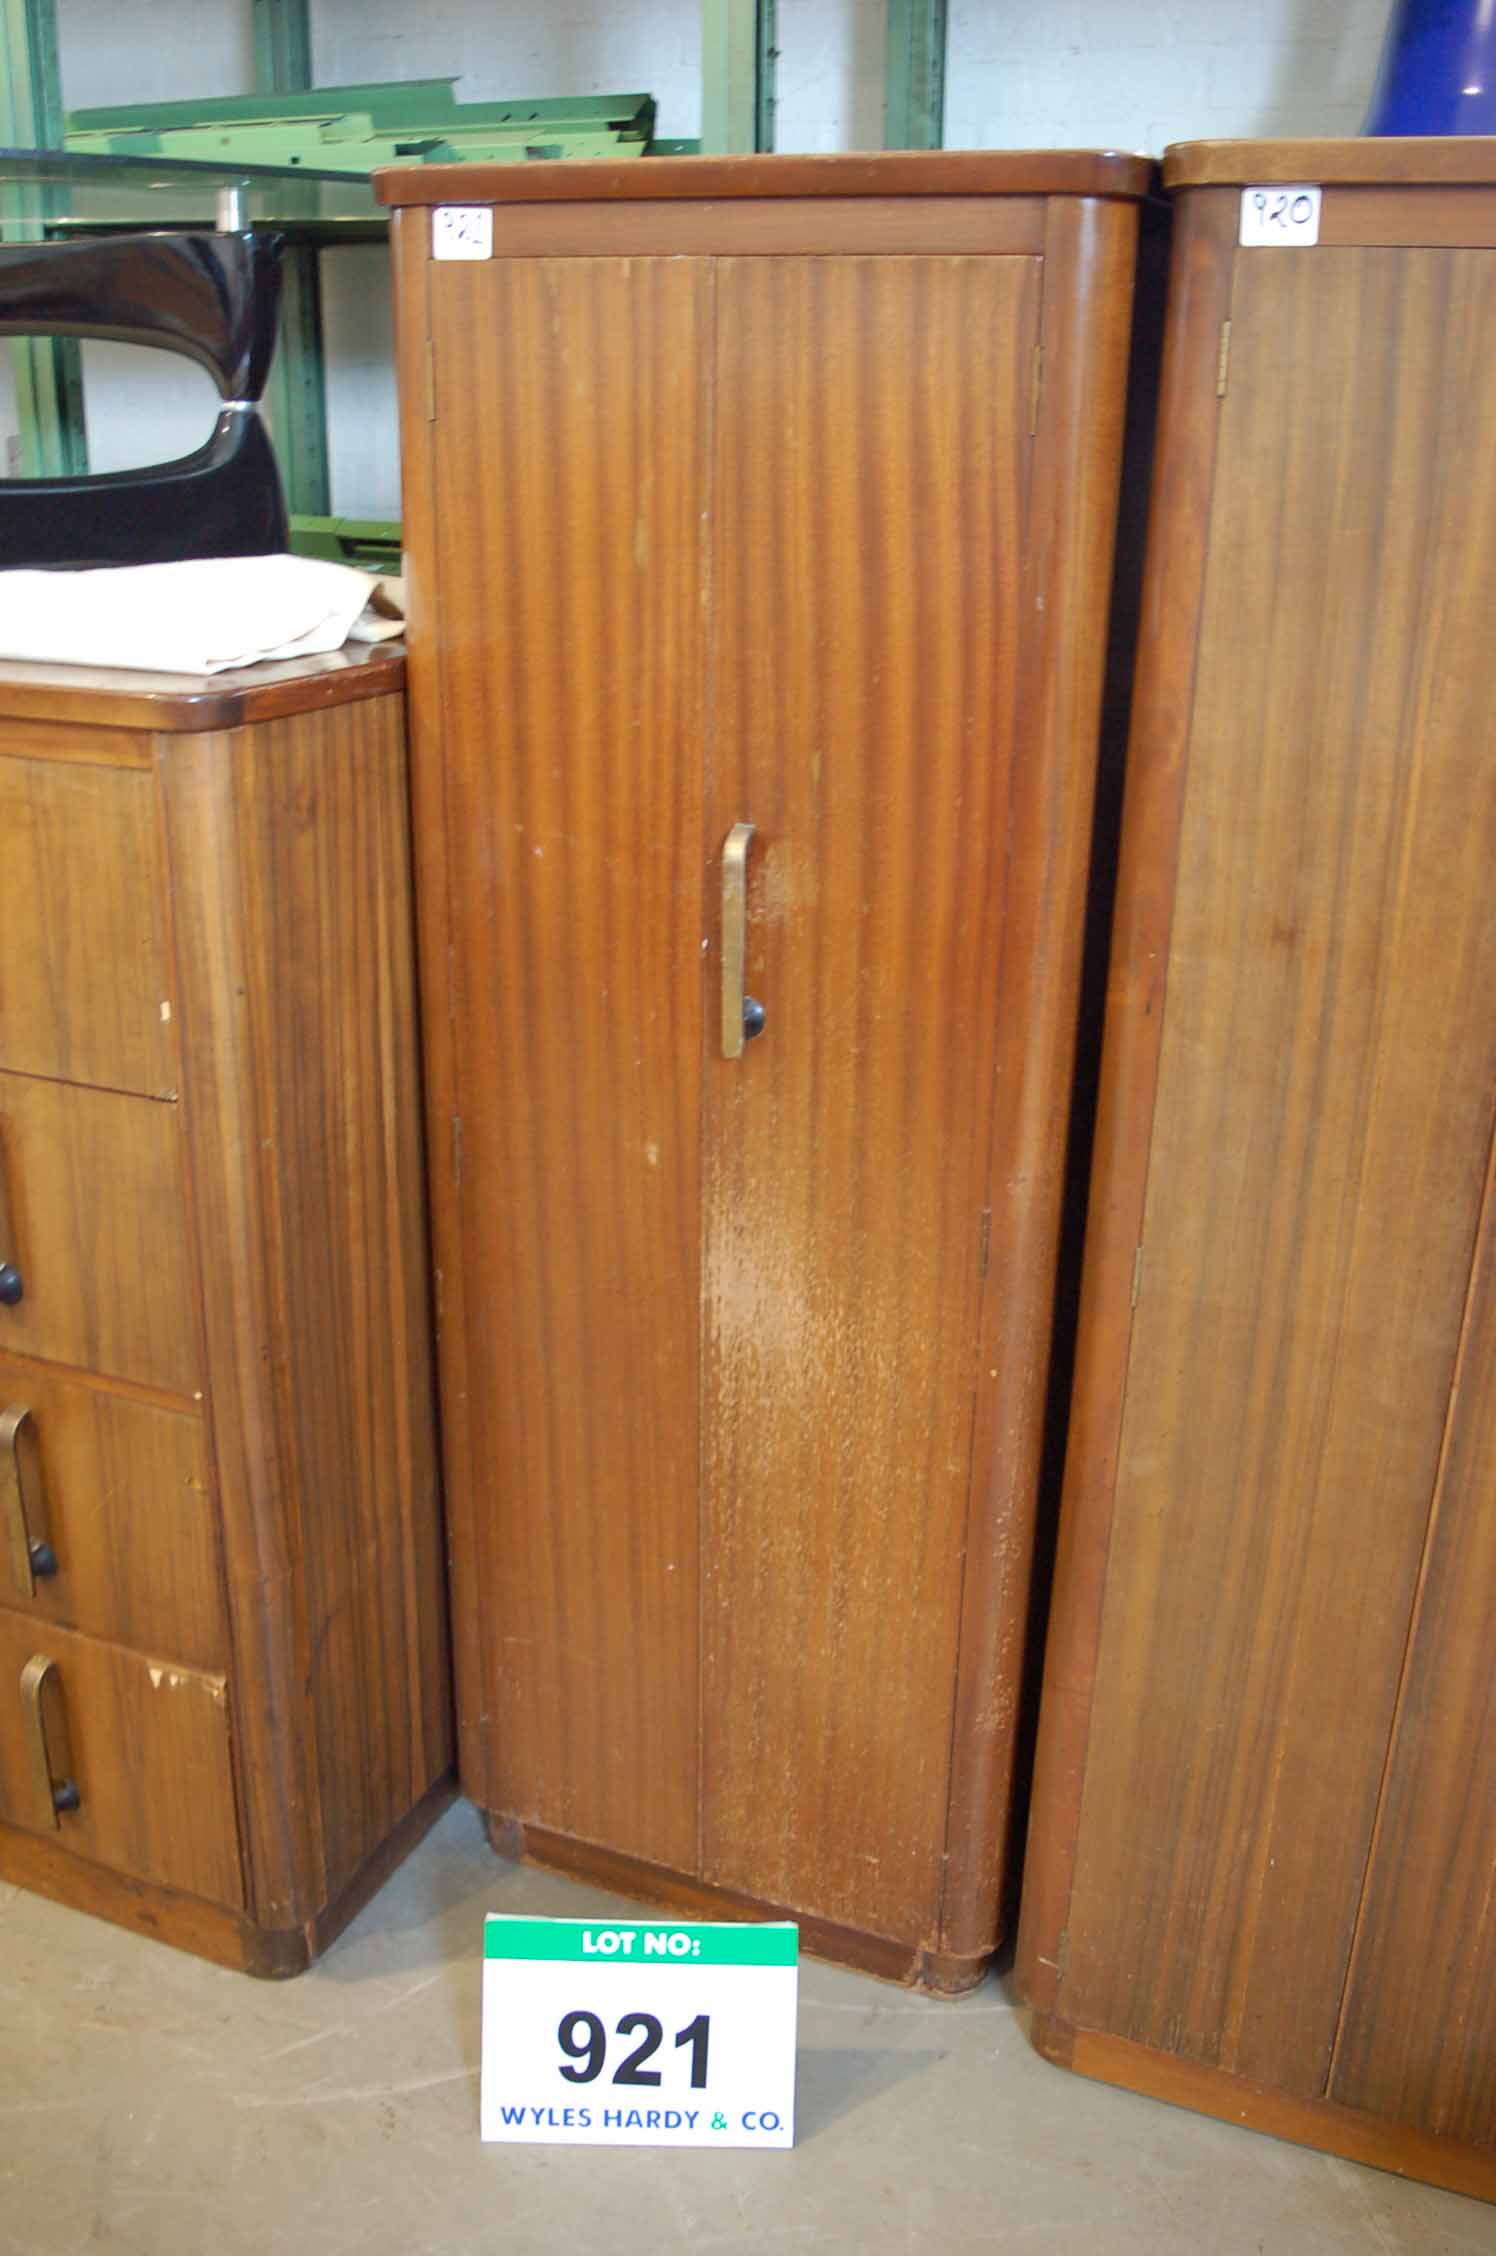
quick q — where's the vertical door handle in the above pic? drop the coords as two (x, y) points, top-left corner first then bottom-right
(721, 821), (766, 1059)
(0, 1142), (21, 1306)
(20, 1654), (80, 1826)
(1, 1406), (56, 1597)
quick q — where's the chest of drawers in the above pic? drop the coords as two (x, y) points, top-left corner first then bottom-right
(0, 646), (452, 1973)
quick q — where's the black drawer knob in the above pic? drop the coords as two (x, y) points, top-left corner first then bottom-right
(0, 1264), (21, 1306)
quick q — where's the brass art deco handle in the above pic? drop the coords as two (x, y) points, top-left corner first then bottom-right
(1, 1406), (56, 1598)
(20, 1654), (80, 1828)
(721, 822), (766, 1060)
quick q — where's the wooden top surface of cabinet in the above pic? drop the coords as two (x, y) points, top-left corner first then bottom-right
(0, 642), (403, 732)
(390, 157), (1148, 1985)
(1017, 152), (1496, 2203)
(376, 148), (1157, 206)
(1164, 135), (1496, 187)
(0, 648), (453, 1975)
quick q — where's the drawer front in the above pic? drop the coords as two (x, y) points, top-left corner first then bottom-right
(0, 1610), (242, 1908)
(0, 749), (176, 1097)
(0, 1359), (223, 1668)
(0, 1072), (200, 1395)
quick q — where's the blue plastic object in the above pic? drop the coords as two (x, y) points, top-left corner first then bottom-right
(1365, 0), (1496, 135)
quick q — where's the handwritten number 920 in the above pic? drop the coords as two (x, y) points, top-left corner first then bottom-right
(1250, 190), (1315, 232)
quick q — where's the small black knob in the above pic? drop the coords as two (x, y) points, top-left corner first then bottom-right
(52, 1780), (80, 1815)
(742, 996), (767, 1041)
(29, 1540), (58, 1580)
(0, 1263), (21, 1306)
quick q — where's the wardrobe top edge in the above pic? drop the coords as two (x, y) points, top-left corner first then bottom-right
(1165, 137), (1496, 190)
(376, 149), (1158, 209)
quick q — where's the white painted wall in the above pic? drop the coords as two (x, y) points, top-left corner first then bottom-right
(773, 0), (886, 152)
(311, 0), (704, 141)
(946, 0), (1387, 155)
(1, 0), (1396, 520)
(320, 245), (400, 520)
(58, 0), (251, 104)
(701, 0), (1390, 158)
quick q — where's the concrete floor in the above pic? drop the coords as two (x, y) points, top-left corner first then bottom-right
(1, 1804), (1490, 2256)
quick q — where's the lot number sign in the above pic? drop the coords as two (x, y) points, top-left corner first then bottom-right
(480, 1915), (798, 2149)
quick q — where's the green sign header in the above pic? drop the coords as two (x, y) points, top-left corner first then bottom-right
(484, 1916), (798, 1967)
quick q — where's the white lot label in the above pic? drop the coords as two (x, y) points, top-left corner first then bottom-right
(432, 205), (493, 260)
(1239, 185), (1322, 247)
(480, 1915), (798, 2148)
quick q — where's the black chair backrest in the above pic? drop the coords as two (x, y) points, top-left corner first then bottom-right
(0, 228), (287, 570)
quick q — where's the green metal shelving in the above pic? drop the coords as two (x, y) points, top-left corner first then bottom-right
(2, 0), (85, 474)
(59, 75), (662, 520)
(884, 0), (948, 150)
(700, 0), (776, 154)
(2, 2), (947, 540)
(287, 512), (401, 571)
(251, 0), (326, 519)
(64, 84), (661, 170)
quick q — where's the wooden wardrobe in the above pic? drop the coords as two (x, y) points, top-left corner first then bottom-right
(1018, 141), (1496, 2200)
(381, 150), (1152, 1988)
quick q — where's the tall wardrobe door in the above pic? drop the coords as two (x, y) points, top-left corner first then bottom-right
(424, 256), (711, 1870)
(1325, 262), (1496, 2148)
(1329, 1183), (1496, 2144)
(700, 254), (1040, 1934)
(1058, 247), (1496, 2093)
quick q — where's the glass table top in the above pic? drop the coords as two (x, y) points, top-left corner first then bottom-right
(0, 149), (386, 241)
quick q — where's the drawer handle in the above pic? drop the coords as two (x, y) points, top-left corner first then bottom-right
(0, 1146), (21, 1306)
(721, 821), (765, 1059)
(20, 1654), (80, 1826)
(1, 1406), (57, 1597)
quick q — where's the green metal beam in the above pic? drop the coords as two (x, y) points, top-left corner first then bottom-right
(70, 85), (655, 134)
(1, 0), (87, 476)
(67, 118), (655, 168)
(701, 0), (776, 155)
(251, 0), (312, 98)
(288, 512), (400, 572)
(250, 0), (330, 520)
(2, 0), (63, 142)
(270, 240), (329, 521)
(884, 0), (948, 150)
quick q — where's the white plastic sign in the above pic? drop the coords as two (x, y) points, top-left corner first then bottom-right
(432, 205), (493, 261)
(1239, 185), (1322, 247)
(480, 1915), (799, 2148)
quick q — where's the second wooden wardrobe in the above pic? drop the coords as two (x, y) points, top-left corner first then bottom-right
(380, 150), (1152, 1988)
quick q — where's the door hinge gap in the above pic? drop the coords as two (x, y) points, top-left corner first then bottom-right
(1131, 1244), (1144, 1308)
(1029, 343), (1042, 436)
(452, 1114), (463, 1185)
(425, 337), (437, 421)
(978, 1207), (993, 1279)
